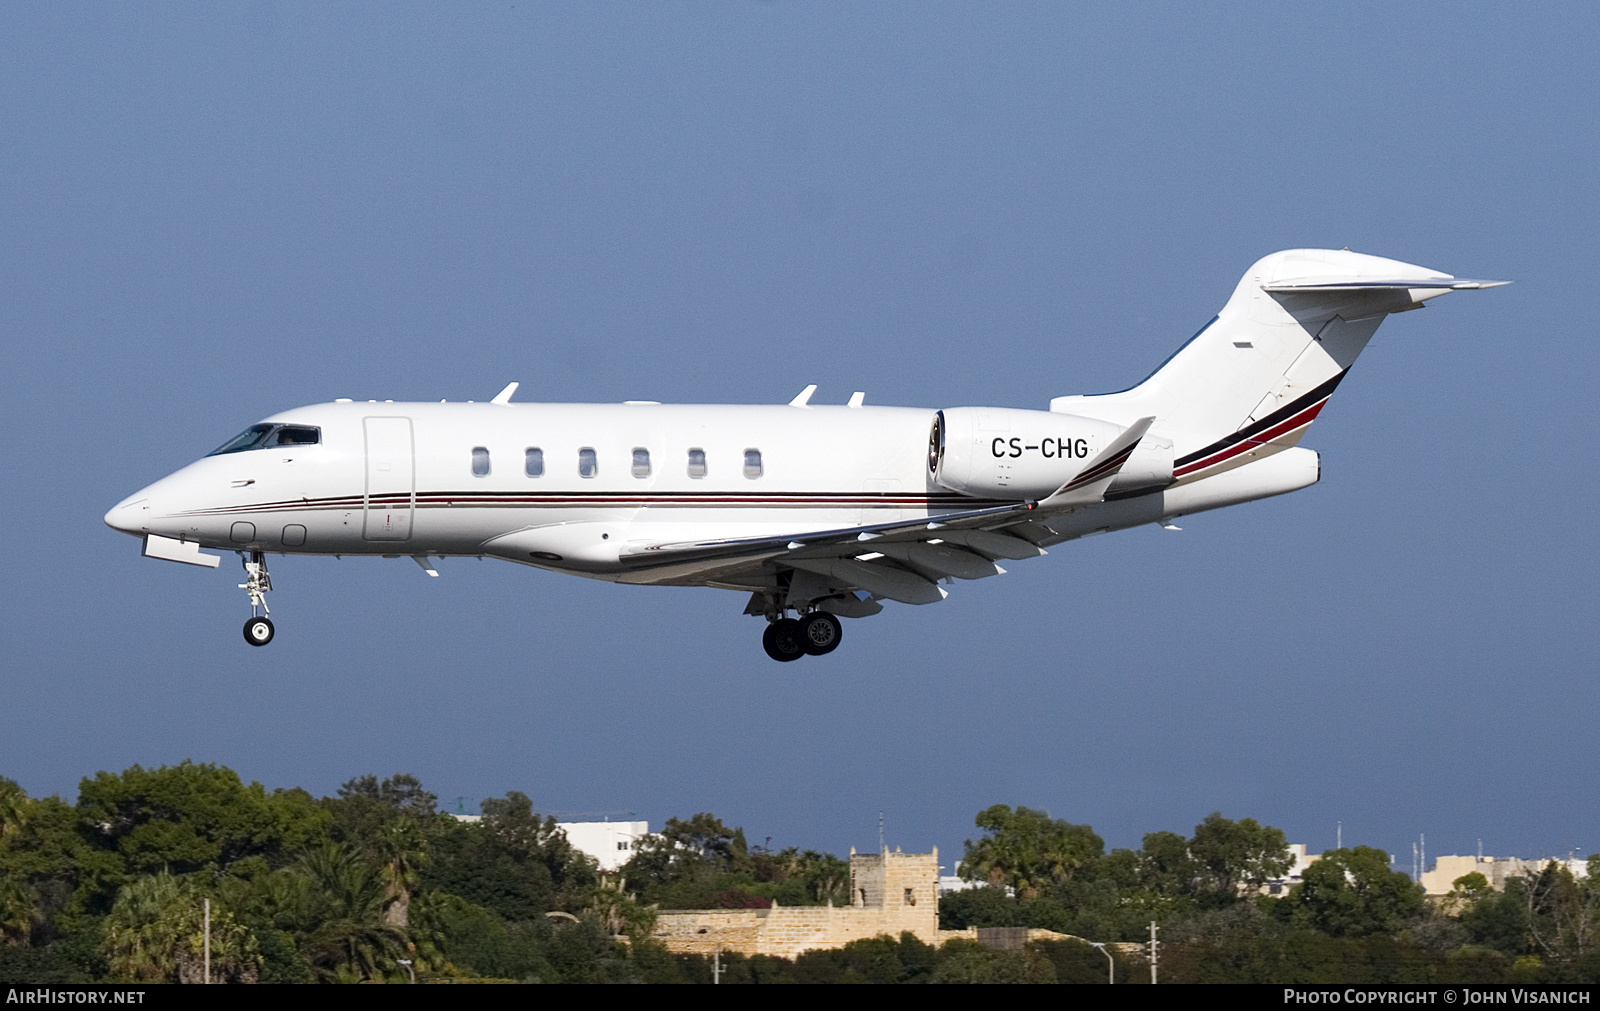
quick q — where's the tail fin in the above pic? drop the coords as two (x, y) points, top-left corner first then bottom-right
(1050, 249), (1505, 483)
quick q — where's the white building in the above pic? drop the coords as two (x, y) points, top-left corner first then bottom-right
(558, 820), (651, 872)
(446, 813), (649, 872)
(1421, 854), (1590, 897)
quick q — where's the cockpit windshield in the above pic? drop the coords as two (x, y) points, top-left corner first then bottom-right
(207, 424), (320, 456)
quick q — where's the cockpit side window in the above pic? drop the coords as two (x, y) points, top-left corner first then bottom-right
(207, 424), (275, 456)
(208, 424), (322, 456)
(265, 425), (321, 447)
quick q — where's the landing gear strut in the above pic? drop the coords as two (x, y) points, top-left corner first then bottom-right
(762, 610), (843, 662)
(239, 551), (275, 647)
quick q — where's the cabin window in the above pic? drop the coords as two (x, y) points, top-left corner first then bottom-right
(471, 447), (491, 477)
(525, 447), (544, 477)
(631, 448), (651, 478)
(743, 448), (763, 479)
(687, 448), (707, 478)
(578, 447), (598, 478)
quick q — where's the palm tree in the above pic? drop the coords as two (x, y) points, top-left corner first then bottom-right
(0, 778), (29, 841)
(102, 872), (260, 983)
(376, 820), (426, 928)
(0, 877), (40, 946)
(296, 842), (411, 982)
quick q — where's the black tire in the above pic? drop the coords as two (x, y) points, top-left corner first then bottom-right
(761, 618), (805, 662)
(243, 616), (275, 647)
(798, 611), (843, 656)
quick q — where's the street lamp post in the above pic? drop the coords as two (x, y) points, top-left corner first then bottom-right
(397, 958), (415, 984)
(1089, 941), (1114, 984)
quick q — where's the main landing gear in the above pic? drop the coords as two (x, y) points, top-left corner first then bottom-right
(762, 611), (842, 662)
(239, 551), (275, 647)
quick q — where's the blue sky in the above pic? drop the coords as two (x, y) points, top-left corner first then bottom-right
(2, 3), (1596, 872)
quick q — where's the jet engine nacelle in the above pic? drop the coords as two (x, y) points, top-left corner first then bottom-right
(931, 407), (1134, 500)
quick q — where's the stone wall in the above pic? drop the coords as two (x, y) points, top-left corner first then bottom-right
(652, 847), (945, 960)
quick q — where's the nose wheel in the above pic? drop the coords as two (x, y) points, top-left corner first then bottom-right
(238, 551), (276, 646)
(243, 616), (275, 647)
(762, 611), (843, 661)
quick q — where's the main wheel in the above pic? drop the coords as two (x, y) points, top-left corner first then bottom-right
(798, 611), (843, 656)
(243, 616), (275, 647)
(761, 618), (805, 662)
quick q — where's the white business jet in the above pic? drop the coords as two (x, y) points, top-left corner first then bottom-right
(105, 249), (1503, 660)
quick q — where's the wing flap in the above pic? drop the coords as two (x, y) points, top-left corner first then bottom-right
(875, 541), (1003, 580)
(789, 557), (947, 605)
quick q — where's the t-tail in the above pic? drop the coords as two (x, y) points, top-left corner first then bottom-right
(1051, 248), (1506, 484)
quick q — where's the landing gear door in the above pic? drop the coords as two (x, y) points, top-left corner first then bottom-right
(363, 417), (415, 541)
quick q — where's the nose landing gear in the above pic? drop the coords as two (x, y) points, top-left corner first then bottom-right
(761, 610), (843, 662)
(239, 551), (275, 647)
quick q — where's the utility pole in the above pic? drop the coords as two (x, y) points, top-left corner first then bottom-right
(713, 946), (722, 985)
(1148, 921), (1159, 984)
(203, 898), (211, 985)
(1337, 821), (1341, 850)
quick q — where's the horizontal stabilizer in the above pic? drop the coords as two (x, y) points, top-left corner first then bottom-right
(1262, 278), (1509, 292)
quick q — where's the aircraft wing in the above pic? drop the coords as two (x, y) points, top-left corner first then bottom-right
(618, 499), (1040, 570)
(616, 417), (1156, 605)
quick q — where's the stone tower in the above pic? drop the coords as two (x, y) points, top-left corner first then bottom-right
(847, 845), (939, 938)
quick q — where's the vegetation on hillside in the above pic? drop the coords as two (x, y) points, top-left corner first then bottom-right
(0, 768), (1594, 983)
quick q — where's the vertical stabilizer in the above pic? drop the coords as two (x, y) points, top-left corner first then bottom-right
(1050, 249), (1503, 483)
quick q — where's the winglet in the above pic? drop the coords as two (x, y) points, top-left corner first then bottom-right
(847, 392), (865, 408)
(1039, 417), (1155, 509)
(491, 382), (519, 405)
(789, 384), (818, 407)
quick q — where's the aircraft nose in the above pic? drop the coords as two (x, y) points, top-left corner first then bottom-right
(104, 495), (151, 536)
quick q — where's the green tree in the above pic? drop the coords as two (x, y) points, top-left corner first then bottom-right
(1296, 846), (1424, 937)
(623, 812), (746, 907)
(0, 794), (122, 927)
(76, 762), (328, 878)
(1137, 829), (1200, 898)
(101, 872), (260, 984)
(1512, 858), (1600, 964)
(325, 774), (436, 848)
(1443, 871), (1493, 917)
(958, 805), (1103, 899)
(1188, 813), (1292, 900)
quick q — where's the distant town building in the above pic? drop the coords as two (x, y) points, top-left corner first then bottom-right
(653, 847), (945, 959)
(1263, 843), (1321, 896)
(1421, 854), (1590, 897)
(446, 813), (649, 872)
(559, 820), (650, 872)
